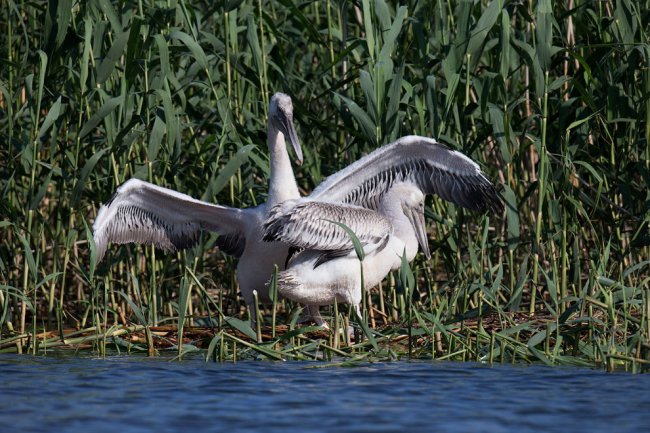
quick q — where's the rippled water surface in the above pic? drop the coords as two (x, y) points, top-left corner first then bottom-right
(1, 355), (648, 432)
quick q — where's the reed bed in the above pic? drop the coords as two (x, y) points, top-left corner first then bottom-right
(0, 0), (648, 371)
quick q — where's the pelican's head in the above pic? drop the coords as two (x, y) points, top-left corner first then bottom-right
(270, 93), (303, 165)
(393, 183), (431, 260)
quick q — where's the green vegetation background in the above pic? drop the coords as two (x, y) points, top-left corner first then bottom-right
(0, 0), (648, 368)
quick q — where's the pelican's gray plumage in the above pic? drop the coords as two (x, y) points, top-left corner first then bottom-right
(93, 181), (248, 258)
(310, 135), (502, 213)
(93, 92), (303, 312)
(264, 200), (393, 267)
(264, 182), (432, 326)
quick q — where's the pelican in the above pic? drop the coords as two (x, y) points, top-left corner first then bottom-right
(93, 92), (303, 314)
(264, 182), (431, 325)
(263, 135), (503, 326)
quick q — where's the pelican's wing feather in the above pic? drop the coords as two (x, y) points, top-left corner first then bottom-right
(93, 178), (249, 262)
(263, 200), (392, 256)
(309, 135), (503, 213)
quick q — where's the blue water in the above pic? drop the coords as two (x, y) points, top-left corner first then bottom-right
(1, 355), (648, 433)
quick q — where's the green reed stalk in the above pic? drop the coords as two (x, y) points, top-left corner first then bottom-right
(257, 0), (269, 110)
(531, 71), (550, 315)
(333, 300), (340, 350)
(326, 0), (336, 81)
(225, 11), (232, 102)
(465, 53), (471, 109)
(146, 163), (158, 326)
(253, 290), (262, 343)
(271, 265), (279, 339)
(560, 208), (568, 313)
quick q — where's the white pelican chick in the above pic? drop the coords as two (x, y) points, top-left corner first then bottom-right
(264, 182), (431, 325)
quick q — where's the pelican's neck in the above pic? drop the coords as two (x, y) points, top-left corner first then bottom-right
(380, 193), (420, 261)
(268, 126), (300, 206)
(379, 190), (405, 224)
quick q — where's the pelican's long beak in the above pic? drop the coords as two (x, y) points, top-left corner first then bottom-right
(407, 205), (431, 260)
(285, 117), (303, 165)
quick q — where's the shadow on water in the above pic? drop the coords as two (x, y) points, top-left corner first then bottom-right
(1, 355), (648, 433)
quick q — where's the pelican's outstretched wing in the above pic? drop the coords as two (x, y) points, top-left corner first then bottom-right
(263, 200), (392, 266)
(93, 178), (249, 262)
(309, 135), (503, 213)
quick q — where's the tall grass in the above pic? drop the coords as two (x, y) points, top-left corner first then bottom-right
(0, 0), (648, 370)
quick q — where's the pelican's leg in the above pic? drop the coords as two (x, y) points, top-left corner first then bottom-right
(347, 325), (355, 344)
(350, 304), (363, 343)
(296, 305), (329, 329)
(354, 304), (362, 320)
(307, 305), (330, 330)
(242, 291), (258, 330)
(296, 305), (312, 324)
